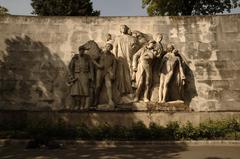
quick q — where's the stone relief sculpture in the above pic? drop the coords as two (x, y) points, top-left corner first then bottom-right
(68, 46), (94, 110)
(113, 25), (138, 95)
(158, 44), (187, 103)
(132, 40), (157, 102)
(67, 24), (196, 109)
(105, 33), (114, 44)
(132, 30), (152, 49)
(92, 43), (116, 107)
(154, 33), (164, 58)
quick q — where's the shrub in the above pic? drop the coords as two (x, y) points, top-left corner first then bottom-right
(178, 121), (200, 140)
(165, 121), (181, 140)
(129, 121), (150, 140)
(0, 118), (240, 141)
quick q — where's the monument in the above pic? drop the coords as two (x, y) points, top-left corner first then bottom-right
(65, 24), (195, 110)
(0, 15), (240, 118)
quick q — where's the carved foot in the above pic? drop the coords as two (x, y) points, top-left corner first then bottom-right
(84, 104), (90, 109)
(158, 100), (165, 104)
(72, 106), (80, 110)
(77, 107), (83, 111)
(93, 101), (98, 107)
(133, 97), (139, 102)
(109, 100), (115, 107)
(129, 93), (134, 99)
(143, 98), (149, 102)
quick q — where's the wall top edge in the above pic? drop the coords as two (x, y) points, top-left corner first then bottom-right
(0, 14), (239, 19)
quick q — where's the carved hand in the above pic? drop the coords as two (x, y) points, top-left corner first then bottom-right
(133, 67), (137, 72)
(109, 72), (115, 80)
(182, 79), (186, 86)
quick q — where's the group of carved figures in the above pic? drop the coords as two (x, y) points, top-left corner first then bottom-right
(68, 25), (189, 109)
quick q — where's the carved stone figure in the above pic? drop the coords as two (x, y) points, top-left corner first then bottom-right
(105, 33), (114, 44)
(92, 43), (116, 107)
(113, 25), (138, 95)
(80, 40), (101, 60)
(132, 40), (157, 102)
(132, 30), (152, 48)
(68, 46), (94, 109)
(158, 44), (186, 103)
(154, 33), (164, 58)
(66, 33), (195, 109)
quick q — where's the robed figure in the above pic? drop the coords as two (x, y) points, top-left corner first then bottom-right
(113, 25), (138, 95)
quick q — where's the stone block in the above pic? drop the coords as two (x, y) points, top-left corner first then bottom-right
(211, 80), (230, 89)
(185, 33), (200, 42)
(215, 100), (240, 111)
(229, 79), (240, 90)
(207, 89), (240, 102)
(207, 89), (223, 100)
(190, 99), (217, 112)
(222, 90), (240, 101)
(0, 80), (17, 91)
(196, 51), (212, 60)
(198, 42), (209, 51)
(218, 70), (235, 79)
(197, 80), (212, 86)
(223, 32), (240, 41)
(216, 50), (240, 61)
(220, 16), (239, 33)
(229, 61), (240, 70)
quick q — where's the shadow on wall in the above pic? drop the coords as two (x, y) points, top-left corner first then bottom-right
(0, 143), (188, 159)
(0, 36), (68, 110)
(182, 62), (198, 105)
(0, 36), (140, 129)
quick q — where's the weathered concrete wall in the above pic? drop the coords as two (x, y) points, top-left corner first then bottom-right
(0, 111), (239, 127)
(0, 15), (240, 111)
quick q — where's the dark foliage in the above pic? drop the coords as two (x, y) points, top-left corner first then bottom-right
(142, 0), (240, 16)
(31, 0), (100, 16)
(0, 5), (9, 15)
(0, 119), (240, 141)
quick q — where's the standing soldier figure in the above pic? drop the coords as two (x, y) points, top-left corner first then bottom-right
(68, 46), (94, 110)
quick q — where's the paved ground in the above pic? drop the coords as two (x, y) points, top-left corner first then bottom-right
(0, 143), (239, 159)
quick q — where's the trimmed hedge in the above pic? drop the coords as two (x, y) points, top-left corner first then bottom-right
(0, 118), (239, 140)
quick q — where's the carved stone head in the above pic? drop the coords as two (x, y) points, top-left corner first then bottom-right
(155, 33), (163, 43)
(120, 25), (129, 34)
(104, 43), (113, 52)
(147, 40), (156, 49)
(78, 46), (85, 56)
(106, 33), (112, 42)
(132, 30), (142, 38)
(167, 44), (175, 52)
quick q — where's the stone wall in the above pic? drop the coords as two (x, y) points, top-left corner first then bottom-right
(0, 111), (239, 127)
(0, 15), (240, 111)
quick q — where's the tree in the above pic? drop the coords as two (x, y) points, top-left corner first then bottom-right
(0, 5), (9, 15)
(31, 0), (100, 16)
(142, 0), (240, 16)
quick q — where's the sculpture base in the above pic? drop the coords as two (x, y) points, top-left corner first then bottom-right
(96, 100), (189, 112)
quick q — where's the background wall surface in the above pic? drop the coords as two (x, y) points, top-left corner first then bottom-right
(0, 15), (240, 112)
